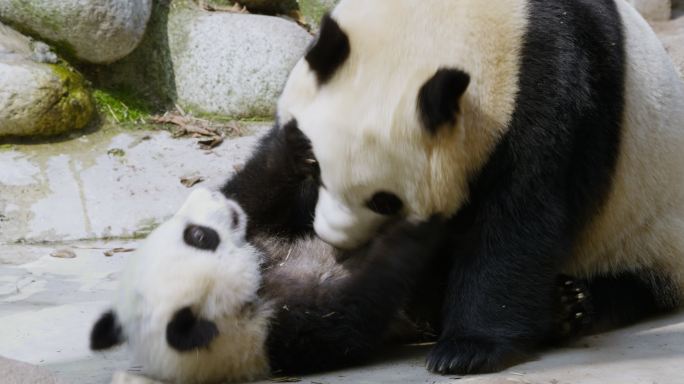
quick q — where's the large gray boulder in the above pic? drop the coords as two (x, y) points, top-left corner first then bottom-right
(0, 24), (94, 138)
(0, 0), (152, 63)
(627, 0), (672, 21)
(170, 11), (312, 117)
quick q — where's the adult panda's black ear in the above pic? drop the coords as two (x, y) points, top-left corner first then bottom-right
(305, 13), (351, 85)
(90, 310), (124, 350)
(166, 307), (219, 352)
(418, 68), (471, 134)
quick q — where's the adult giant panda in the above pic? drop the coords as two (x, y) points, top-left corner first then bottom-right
(277, 0), (684, 375)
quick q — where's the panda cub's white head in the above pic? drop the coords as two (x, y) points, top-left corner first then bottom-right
(90, 188), (272, 383)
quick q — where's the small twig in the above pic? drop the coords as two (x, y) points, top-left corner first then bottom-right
(104, 247), (136, 257)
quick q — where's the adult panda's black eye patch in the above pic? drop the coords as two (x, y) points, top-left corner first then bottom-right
(418, 68), (471, 134)
(184, 224), (220, 251)
(305, 14), (350, 85)
(366, 192), (403, 216)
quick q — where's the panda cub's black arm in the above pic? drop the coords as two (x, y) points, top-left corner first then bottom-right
(266, 218), (446, 374)
(221, 122), (319, 240)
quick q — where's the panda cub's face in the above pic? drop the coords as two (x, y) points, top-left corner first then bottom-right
(91, 188), (271, 383)
(278, 2), (473, 249)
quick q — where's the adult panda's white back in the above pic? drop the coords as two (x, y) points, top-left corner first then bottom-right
(571, 1), (684, 290)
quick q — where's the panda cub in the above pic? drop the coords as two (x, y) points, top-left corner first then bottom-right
(89, 123), (451, 383)
(89, 186), (447, 383)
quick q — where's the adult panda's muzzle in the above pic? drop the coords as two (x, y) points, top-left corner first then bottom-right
(314, 187), (386, 250)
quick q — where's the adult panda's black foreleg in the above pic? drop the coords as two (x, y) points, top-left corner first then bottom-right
(426, 183), (573, 374)
(425, 0), (630, 374)
(267, 217), (447, 374)
(221, 121), (319, 240)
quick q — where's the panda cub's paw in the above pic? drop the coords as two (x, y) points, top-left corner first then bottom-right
(553, 274), (593, 339)
(282, 121), (319, 180)
(426, 338), (526, 374)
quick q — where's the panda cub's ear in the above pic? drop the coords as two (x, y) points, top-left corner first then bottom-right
(418, 68), (471, 134)
(90, 310), (124, 350)
(225, 199), (248, 246)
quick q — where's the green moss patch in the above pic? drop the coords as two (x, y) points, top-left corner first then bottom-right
(93, 88), (154, 124)
(31, 63), (95, 136)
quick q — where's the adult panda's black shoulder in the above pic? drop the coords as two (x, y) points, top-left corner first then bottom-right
(277, 0), (684, 375)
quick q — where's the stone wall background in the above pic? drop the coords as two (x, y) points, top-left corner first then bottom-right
(0, 0), (682, 139)
(0, 0), (338, 138)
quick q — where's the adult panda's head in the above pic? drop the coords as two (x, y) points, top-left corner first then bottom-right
(278, 1), (520, 249)
(90, 188), (272, 383)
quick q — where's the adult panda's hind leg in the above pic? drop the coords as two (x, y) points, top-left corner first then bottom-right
(575, 270), (679, 334)
(551, 270), (680, 342)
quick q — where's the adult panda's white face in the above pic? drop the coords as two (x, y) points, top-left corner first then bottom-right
(278, 0), (525, 249)
(90, 188), (272, 383)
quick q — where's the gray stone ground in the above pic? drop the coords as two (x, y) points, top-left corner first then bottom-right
(1, 124), (684, 384)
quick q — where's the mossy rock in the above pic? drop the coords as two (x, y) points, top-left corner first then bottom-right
(0, 62), (94, 138)
(0, 24), (95, 138)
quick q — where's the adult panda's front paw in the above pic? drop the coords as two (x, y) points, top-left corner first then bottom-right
(426, 338), (527, 375)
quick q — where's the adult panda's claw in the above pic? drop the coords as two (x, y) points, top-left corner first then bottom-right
(426, 338), (526, 375)
(552, 274), (593, 340)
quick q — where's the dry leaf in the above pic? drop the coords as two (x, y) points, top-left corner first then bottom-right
(150, 112), (241, 150)
(180, 175), (205, 188)
(50, 249), (76, 259)
(198, 135), (224, 150)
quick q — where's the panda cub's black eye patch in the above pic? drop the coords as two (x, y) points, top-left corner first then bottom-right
(366, 192), (403, 216)
(184, 225), (220, 251)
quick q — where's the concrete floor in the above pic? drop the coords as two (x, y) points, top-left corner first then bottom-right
(1, 124), (684, 383)
(1, 244), (684, 384)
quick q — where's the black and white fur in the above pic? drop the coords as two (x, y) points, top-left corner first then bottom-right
(89, 124), (449, 383)
(277, 0), (684, 375)
(90, 121), (589, 382)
